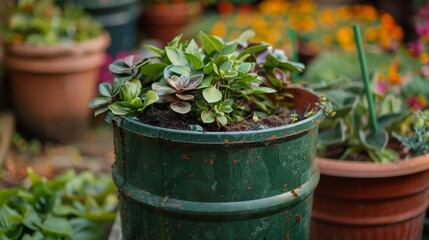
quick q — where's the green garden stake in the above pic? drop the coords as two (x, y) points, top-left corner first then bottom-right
(353, 25), (379, 133)
(288, 28), (299, 83)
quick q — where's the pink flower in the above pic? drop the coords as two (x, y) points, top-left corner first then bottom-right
(416, 20), (429, 38)
(408, 96), (427, 110)
(408, 41), (424, 56)
(374, 80), (388, 96)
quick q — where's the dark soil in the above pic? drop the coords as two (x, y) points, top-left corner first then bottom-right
(140, 108), (290, 132)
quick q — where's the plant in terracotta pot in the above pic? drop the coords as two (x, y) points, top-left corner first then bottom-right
(89, 30), (334, 239)
(308, 27), (429, 240)
(140, 0), (215, 44)
(3, 0), (110, 142)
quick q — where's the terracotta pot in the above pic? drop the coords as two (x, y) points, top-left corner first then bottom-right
(140, 2), (202, 44)
(311, 155), (429, 240)
(4, 33), (110, 142)
(298, 41), (320, 66)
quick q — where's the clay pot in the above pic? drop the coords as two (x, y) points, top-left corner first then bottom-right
(4, 33), (110, 142)
(140, 2), (202, 44)
(311, 155), (429, 240)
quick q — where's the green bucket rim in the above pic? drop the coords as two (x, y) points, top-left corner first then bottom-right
(106, 110), (324, 145)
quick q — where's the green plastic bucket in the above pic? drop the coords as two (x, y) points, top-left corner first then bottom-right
(108, 88), (323, 240)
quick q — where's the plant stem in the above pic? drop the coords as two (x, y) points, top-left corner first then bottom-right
(353, 25), (379, 133)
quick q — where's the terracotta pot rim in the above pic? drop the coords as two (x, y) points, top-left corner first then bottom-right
(141, 1), (202, 17)
(316, 154), (429, 178)
(4, 32), (111, 58)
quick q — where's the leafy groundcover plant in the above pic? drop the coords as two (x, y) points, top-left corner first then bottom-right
(3, 0), (102, 45)
(0, 170), (117, 240)
(89, 30), (334, 130)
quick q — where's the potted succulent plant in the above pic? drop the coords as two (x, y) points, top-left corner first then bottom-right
(89, 30), (333, 239)
(140, 0), (213, 43)
(307, 27), (429, 239)
(3, 0), (110, 142)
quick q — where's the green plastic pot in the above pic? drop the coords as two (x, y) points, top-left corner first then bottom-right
(108, 87), (324, 240)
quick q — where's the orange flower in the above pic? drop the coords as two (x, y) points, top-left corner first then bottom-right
(387, 71), (401, 85)
(364, 27), (378, 42)
(211, 22), (227, 37)
(319, 9), (335, 26)
(336, 27), (354, 51)
(358, 5), (377, 21)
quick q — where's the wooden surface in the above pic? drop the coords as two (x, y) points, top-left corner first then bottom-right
(0, 112), (14, 168)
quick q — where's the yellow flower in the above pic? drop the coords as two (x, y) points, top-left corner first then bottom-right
(419, 52), (429, 64)
(364, 27), (378, 42)
(336, 27), (353, 45)
(319, 9), (335, 26)
(211, 22), (227, 37)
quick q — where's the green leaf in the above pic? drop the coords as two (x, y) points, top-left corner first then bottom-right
(203, 87), (222, 103)
(6, 225), (22, 239)
(359, 130), (388, 152)
(170, 101), (192, 114)
(88, 97), (110, 108)
(166, 65), (190, 76)
(212, 63), (220, 76)
(0, 205), (22, 231)
(0, 189), (18, 205)
(238, 44), (269, 59)
(237, 62), (253, 73)
(186, 39), (200, 56)
(235, 29), (256, 45)
(216, 115), (228, 126)
(142, 90), (159, 110)
(70, 218), (105, 240)
(247, 87), (276, 94)
(22, 232), (45, 240)
(98, 83), (112, 97)
(70, 218), (106, 240)
(318, 120), (347, 145)
(214, 42), (238, 57)
(140, 63), (168, 79)
(152, 82), (176, 95)
(220, 60), (233, 72)
(94, 106), (109, 117)
(377, 113), (405, 130)
(144, 44), (164, 55)
(120, 79), (141, 101)
(266, 53), (305, 73)
(197, 75), (213, 89)
(40, 215), (73, 239)
(130, 98), (143, 107)
(165, 47), (188, 66)
(201, 111), (215, 123)
(184, 53), (203, 70)
(198, 31), (224, 55)
(108, 60), (129, 74)
(108, 102), (137, 116)
(168, 34), (183, 47)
